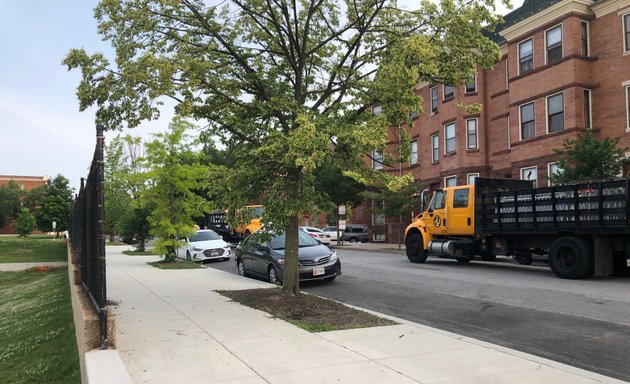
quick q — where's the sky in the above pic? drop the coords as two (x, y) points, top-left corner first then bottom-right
(0, 0), (523, 193)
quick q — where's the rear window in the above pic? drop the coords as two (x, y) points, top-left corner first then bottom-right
(352, 228), (364, 233)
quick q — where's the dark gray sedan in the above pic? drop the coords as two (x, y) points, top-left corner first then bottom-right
(235, 230), (341, 284)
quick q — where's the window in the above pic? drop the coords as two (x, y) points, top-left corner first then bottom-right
(453, 189), (469, 208)
(372, 104), (382, 115)
(467, 173), (479, 185)
(583, 89), (592, 129)
(373, 200), (385, 225)
(546, 25), (562, 64)
(520, 102), (535, 140)
(507, 116), (511, 149)
(444, 122), (456, 153)
(548, 162), (562, 186)
(521, 166), (538, 187)
(410, 140), (418, 165)
(505, 59), (509, 89)
(465, 73), (476, 93)
(581, 21), (589, 56)
(431, 134), (439, 162)
(466, 119), (477, 149)
(373, 233), (386, 241)
(518, 38), (533, 74)
(444, 176), (457, 187)
(626, 86), (630, 130)
(625, 14), (630, 52)
(547, 93), (564, 133)
(443, 84), (455, 99)
(432, 190), (446, 209)
(431, 87), (438, 113)
(372, 150), (383, 169)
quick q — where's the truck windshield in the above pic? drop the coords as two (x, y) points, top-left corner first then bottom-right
(428, 190), (446, 210)
(248, 206), (264, 218)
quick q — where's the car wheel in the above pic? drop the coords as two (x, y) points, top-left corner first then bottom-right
(349, 237), (358, 243)
(405, 233), (428, 263)
(186, 251), (192, 261)
(237, 259), (247, 277)
(268, 265), (280, 284)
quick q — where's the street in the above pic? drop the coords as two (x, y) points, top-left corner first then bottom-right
(207, 248), (630, 382)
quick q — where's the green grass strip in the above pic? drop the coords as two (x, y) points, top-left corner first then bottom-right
(0, 237), (67, 263)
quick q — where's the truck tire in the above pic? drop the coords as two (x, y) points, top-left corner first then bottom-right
(515, 251), (533, 265)
(405, 233), (428, 263)
(548, 237), (593, 279)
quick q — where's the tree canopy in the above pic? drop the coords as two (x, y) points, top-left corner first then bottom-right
(65, 0), (507, 293)
(35, 175), (74, 235)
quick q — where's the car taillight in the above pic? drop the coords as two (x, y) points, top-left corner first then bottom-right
(309, 234), (317, 238)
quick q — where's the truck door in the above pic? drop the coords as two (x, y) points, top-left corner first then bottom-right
(426, 189), (448, 236)
(448, 186), (474, 235)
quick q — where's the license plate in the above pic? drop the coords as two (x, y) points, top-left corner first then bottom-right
(211, 250), (220, 256)
(312, 267), (325, 276)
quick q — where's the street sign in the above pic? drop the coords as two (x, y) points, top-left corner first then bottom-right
(338, 205), (346, 215)
(52, 221), (57, 229)
(339, 220), (346, 230)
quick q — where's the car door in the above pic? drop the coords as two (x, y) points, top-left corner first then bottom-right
(176, 238), (189, 259)
(239, 235), (257, 271)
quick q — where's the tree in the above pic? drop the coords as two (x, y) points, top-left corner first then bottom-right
(64, 0), (507, 294)
(140, 118), (211, 261)
(551, 129), (628, 184)
(0, 182), (24, 229)
(35, 175), (74, 236)
(104, 135), (134, 242)
(14, 207), (37, 246)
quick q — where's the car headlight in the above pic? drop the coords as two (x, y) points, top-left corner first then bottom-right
(192, 247), (203, 252)
(330, 251), (338, 262)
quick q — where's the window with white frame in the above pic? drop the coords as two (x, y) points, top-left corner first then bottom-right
(581, 21), (589, 56)
(466, 119), (477, 149)
(547, 93), (564, 133)
(583, 89), (592, 129)
(505, 59), (509, 89)
(521, 166), (538, 187)
(410, 140), (418, 165)
(373, 200), (385, 225)
(546, 25), (562, 64)
(372, 150), (383, 169)
(372, 104), (382, 115)
(467, 173), (479, 185)
(518, 38), (533, 74)
(465, 73), (476, 93)
(431, 87), (438, 113)
(520, 102), (535, 140)
(444, 176), (457, 187)
(444, 122), (456, 153)
(431, 134), (439, 162)
(548, 162), (562, 186)
(443, 84), (455, 99)
(624, 14), (630, 52)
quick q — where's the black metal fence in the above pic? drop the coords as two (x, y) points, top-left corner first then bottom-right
(69, 125), (108, 349)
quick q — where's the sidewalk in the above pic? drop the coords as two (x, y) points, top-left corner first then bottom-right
(106, 245), (625, 384)
(0, 261), (68, 271)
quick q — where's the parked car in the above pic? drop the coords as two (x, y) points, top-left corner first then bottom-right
(176, 229), (232, 262)
(298, 226), (331, 245)
(341, 224), (368, 243)
(321, 226), (340, 241)
(235, 231), (341, 284)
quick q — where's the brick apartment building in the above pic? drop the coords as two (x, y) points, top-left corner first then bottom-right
(348, 0), (630, 243)
(0, 175), (49, 234)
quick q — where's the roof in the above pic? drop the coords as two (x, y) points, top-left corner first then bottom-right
(491, 0), (570, 44)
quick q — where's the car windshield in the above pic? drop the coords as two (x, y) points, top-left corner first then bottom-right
(269, 230), (320, 250)
(189, 230), (221, 242)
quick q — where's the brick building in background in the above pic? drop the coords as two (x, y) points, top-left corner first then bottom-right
(0, 175), (49, 234)
(350, 0), (630, 243)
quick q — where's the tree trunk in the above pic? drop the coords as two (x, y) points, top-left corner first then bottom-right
(137, 235), (146, 252)
(282, 215), (300, 295)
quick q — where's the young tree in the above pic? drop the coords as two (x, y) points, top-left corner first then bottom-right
(551, 129), (628, 184)
(35, 175), (74, 236)
(140, 118), (211, 261)
(0, 182), (24, 229)
(104, 135), (134, 242)
(14, 207), (37, 246)
(64, 0), (507, 294)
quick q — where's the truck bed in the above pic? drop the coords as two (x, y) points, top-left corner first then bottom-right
(475, 178), (630, 236)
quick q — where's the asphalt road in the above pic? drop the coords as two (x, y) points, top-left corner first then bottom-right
(206, 249), (630, 382)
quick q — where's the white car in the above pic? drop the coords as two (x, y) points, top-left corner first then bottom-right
(321, 226), (340, 241)
(177, 229), (232, 262)
(298, 226), (331, 245)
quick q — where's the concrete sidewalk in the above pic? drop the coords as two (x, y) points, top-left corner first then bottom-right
(0, 261), (68, 271)
(106, 245), (624, 384)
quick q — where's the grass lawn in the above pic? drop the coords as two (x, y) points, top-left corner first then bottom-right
(123, 249), (156, 256)
(0, 236), (67, 263)
(0, 268), (80, 383)
(148, 259), (204, 269)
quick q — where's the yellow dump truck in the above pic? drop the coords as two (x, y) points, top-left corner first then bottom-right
(206, 205), (264, 242)
(404, 178), (630, 279)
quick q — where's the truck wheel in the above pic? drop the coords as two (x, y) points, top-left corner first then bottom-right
(405, 234), (428, 263)
(515, 251), (533, 265)
(549, 237), (593, 279)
